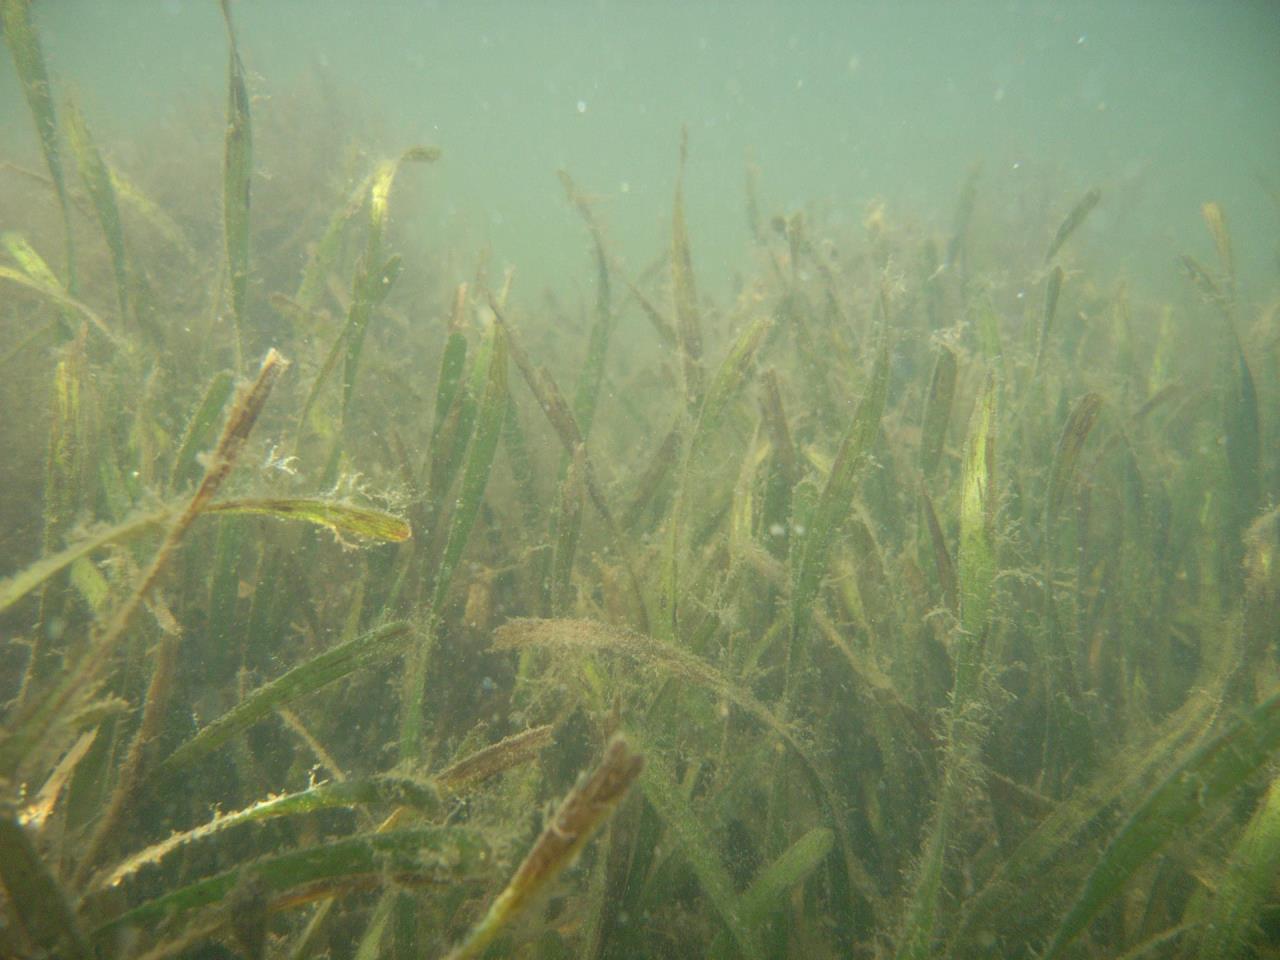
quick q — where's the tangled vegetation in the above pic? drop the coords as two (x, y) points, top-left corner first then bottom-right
(1, 2), (1278, 957)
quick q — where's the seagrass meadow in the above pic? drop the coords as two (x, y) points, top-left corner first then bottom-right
(2, 1), (1279, 958)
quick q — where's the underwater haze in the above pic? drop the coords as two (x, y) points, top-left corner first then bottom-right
(1, 1), (1279, 959)
(5, 1), (1279, 294)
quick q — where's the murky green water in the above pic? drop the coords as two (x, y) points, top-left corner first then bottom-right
(1, 3), (1277, 958)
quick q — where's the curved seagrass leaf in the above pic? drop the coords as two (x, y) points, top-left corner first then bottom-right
(492, 618), (879, 910)
(423, 289), (478, 516)
(295, 172), (372, 311)
(64, 94), (129, 320)
(0, 507), (171, 615)
(437, 725), (555, 795)
(91, 826), (492, 939)
(432, 285), (471, 433)
(663, 314), (772, 636)
(559, 169), (613, 438)
(493, 618), (798, 753)
(691, 315), (772, 463)
(1044, 186), (1100, 263)
(1, 230), (59, 285)
(950, 612), (1244, 954)
(0, 265), (112, 340)
(351, 892), (398, 960)
(429, 322), (508, 613)
(740, 827), (834, 933)
(670, 126), (704, 407)
(159, 621), (412, 773)
(920, 343), (957, 479)
(636, 743), (764, 960)
(109, 166), (198, 265)
(1195, 774), (1280, 959)
(1, 0), (75, 290)
(169, 370), (235, 492)
(1046, 688), (1280, 958)
(550, 447), (585, 616)
(1201, 201), (1235, 297)
(400, 321), (508, 758)
(958, 372), (996, 646)
(1045, 392), (1103, 525)
(91, 775), (440, 893)
(298, 141), (434, 439)
(340, 145), (438, 421)
(1222, 326), (1260, 541)
(219, 0), (252, 356)
(0, 815), (93, 960)
(443, 737), (642, 960)
(790, 334), (890, 657)
(203, 497), (411, 543)
(709, 827), (835, 959)
(1034, 266), (1064, 376)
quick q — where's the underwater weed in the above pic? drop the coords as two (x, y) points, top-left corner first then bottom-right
(63, 95), (129, 324)
(218, 0), (251, 366)
(0, 9), (1277, 958)
(2, 0), (75, 291)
